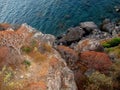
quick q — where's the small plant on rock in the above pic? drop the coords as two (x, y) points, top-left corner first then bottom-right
(102, 37), (120, 48)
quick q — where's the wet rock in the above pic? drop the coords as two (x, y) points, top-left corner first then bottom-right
(79, 51), (112, 74)
(75, 39), (104, 52)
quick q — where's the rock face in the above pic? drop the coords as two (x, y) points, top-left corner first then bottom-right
(79, 51), (112, 73)
(75, 39), (104, 52)
(47, 50), (77, 90)
(56, 45), (79, 69)
(56, 45), (88, 90)
(0, 23), (77, 90)
(1, 19), (120, 90)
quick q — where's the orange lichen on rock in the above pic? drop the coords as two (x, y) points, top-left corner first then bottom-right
(57, 45), (79, 70)
(27, 81), (47, 90)
(79, 51), (112, 73)
(49, 57), (59, 67)
(57, 45), (79, 63)
(57, 45), (78, 57)
(0, 25), (32, 54)
(0, 47), (9, 67)
(0, 23), (12, 30)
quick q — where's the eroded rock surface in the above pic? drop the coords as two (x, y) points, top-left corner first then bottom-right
(0, 23), (77, 90)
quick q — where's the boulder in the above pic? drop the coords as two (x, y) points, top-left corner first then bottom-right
(56, 26), (85, 46)
(79, 51), (112, 74)
(80, 21), (98, 32)
(75, 39), (104, 52)
(100, 19), (119, 35)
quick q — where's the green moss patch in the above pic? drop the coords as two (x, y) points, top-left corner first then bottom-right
(102, 37), (120, 48)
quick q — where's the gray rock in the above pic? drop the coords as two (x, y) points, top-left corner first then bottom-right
(75, 39), (104, 52)
(47, 50), (77, 90)
(33, 32), (56, 46)
(80, 21), (98, 32)
(87, 29), (112, 39)
(101, 19), (119, 35)
(56, 26), (85, 46)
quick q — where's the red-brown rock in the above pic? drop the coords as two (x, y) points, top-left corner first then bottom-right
(57, 45), (79, 70)
(57, 45), (88, 90)
(79, 51), (112, 73)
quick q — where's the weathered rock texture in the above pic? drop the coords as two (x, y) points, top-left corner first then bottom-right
(79, 51), (112, 74)
(75, 39), (104, 52)
(0, 23), (77, 90)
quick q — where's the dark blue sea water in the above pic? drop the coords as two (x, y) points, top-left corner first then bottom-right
(0, 0), (120, 35)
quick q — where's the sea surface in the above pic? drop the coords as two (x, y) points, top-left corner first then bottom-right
(0, 0), (120, 35)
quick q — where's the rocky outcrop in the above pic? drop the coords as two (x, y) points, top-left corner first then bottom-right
(0, 23), (77, 90)
(1, 19), (120, 90)
(56, 45), (88, 90)
(47, 50), (77, 90)
(56, 45), (79, 69)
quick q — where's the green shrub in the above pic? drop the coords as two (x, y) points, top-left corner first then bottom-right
(87, 71), (113, 90)
(102, 37), (120, 48)
(23, 60), (31, 68)
(21, 46), (32, 53)
(102, 43), (111, 48)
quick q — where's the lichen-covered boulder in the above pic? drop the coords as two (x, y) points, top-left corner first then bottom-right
(79, 51), (112, 73)
(56, 45), (79, 69)
(75, 39), (104, 52)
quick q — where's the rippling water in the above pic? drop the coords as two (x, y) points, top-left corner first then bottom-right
(0, 0), (120, 35)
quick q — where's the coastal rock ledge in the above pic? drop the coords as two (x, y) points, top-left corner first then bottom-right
(0, 23), (77, 90)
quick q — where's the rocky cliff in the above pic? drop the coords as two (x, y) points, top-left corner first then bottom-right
(1, 19), (120, 90)
(0, 23), (77, 90)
